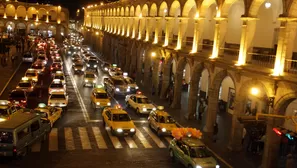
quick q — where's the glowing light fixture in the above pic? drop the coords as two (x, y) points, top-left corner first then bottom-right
(265, 2), (271, 9)
(151, 52), (156, 57)
(250, 88), (259, 96)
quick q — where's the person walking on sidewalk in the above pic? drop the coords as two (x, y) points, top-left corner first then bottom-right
(213, 122), (218, 143)
(198, 99), (204, 120)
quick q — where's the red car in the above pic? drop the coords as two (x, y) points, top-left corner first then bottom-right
(8, 89), (28, 108)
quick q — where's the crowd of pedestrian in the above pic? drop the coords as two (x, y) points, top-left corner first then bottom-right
(242, 127), (266, 155)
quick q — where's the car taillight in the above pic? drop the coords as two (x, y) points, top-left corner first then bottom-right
(51, 67), (53, 70)
(31, 86), (34, 89)
(21, 100), (26, 103)
(13, 146), (17, 153)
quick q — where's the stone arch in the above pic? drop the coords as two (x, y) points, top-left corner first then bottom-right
(6, 4), (16, 17)
(16, 5), (26, 18)
(0, 5), (4, 16)
(6, 21), (15, 31)
(169, 0), (181, 17)
(48, 25), (56, 35)
(49, 10), (57, 21)
(125, 7), (129, 16)
(38, 8), (47, 21)
(274, 92), (297, 116)
(142, 4), (149, 17)
(159, 1), (168, 16)
(150, 3), (158, 16)
(288, 1), (297, 17)
(27, 7), (37, 19)
(182, 0), (197, 17)
(221, 0), (245, 17)
(16, 22), (26, 29)
(117, 7), (120, 16)
(120, 7), (124, 16)
(200, 0), (217, 17)
(107, 9), (110, 16)
(130, 6), (135, 16)
(135, 5), (141, 16)
(248, 0), (283, 17)
(112, 8), (116, 16)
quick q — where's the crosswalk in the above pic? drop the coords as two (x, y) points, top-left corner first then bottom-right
(31, 126), (173, 152)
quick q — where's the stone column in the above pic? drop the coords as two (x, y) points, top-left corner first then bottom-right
(187, 76), (200, 119)
(114, 18), (118, 34)
(152, 58), (160, 95)
(132, 17), (137, 38)
(272, 18), (297, 76)
(160, 62), (171, 99)
(203, 88), (218, 132)
(145, 17), (151, 41)
(126, 17), (131, 37)
(164, 17), (173, 46)
(176, 18), (188, 50)
(211, 18), (227, 58)
(143, 52), (152, 88)
(171, 70), (183, 109)
(191, 18), (205, 53)
(261, 118), (281, 168)
(138, 17), (143, 40)
(236, 17), (257, 65)
(153, 17), (161, 44)
(56, 24), (62, 43)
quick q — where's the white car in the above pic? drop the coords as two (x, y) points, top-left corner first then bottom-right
(109, 67), (123, 77)
(36, 55), (48, 65)
(53, 71), (66, 85)
(125, 92), (156, 114)
(22, 52), (34, 62)
(48, 91), (68, 109)
(49, 79), (66, 94)
(124, 76), (139, 93)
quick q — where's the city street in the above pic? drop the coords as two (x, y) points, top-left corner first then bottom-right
(0, 47), (229, 168)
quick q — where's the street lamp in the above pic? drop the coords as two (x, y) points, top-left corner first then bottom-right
(250, 87), (259, 96)
(151, 52), (156, 57)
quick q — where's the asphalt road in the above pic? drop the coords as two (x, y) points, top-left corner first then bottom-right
(0, 47), (228, 168)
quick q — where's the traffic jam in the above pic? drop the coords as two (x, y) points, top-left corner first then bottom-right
(0, 34), (221, 168)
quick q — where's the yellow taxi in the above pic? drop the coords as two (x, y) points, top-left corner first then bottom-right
(16, 77), (35, 92)
(0, 100), (17, 122)
(24, 69), (39, 83)
(148, 106), (178, 136)
(90, 85), (111, 109)
(83, 71), (97, 87)
(53, 71), (66, 85)
(35, 103), (62, 127)
(102, 105), (136, 136)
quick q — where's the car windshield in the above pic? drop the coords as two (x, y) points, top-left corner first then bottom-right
(50, 94), (66, 99)
(54, 59), (61, 62)
(159, 116), (175, 123)
(113, 79), (126, 85)
(52, 63), (61, 67)
(85, 74), (95, 78)
(18, 82), (31, 87)
(75, 64), (83, 68)
(23, 54), (32, 58)
(54, 76), (64, 80)
(38, 56), (45, 60)
(95, 93), (108, 99)
(137, 98), (151, 104)
(126, 78), (135, 84)
(0, 131), (13, 144)
(189, 146), (211, 158)
(32, 65), (42, 69)
(26, 73), (36, 77)
(50, 83), (63, 88)
(88, 60), (97, 64)
(112, 114), (131, 121)
(0, 109), (8, 117)
(10, 91), (25, 98)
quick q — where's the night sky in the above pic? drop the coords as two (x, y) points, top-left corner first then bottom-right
(17, 0), (119, 19)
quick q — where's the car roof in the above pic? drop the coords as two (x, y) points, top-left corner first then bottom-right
(0, 112), (40, 130)
(50, 91), (66, 95)
(85, 71), (95, 75)
(111, 76), (124, 80)
(11, 89), (25, 93)
(0, 105), (9, 110)
(93, 88), (106, 93)
(26, 69), (37, 73)
(134, 94), (147, 98)
(155, 110), (170, 116)
(181, 137), (205, 147)
(110, 109), (127, 114)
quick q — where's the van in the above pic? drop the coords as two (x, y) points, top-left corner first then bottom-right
(0, 112), (51, 157)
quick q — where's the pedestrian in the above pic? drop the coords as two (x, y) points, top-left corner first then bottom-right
(286, 153), (294, 168)
(198, 99), (204, 120)
(213, 122), (218, 142)
(242, 127), (246, 145)
(258, 133), (265, 155)
(11, 55), (15, 64)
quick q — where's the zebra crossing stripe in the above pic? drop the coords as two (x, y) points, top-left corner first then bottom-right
(124, 137), (138, 148)
(107, 130), (123, 149)
(65, 127), (75, 150)
(143, 127), (166, 148)
(92, 127), (107, 149)
(78, 127), (92, 150)
(49, 128), (58, 151)
(135, 128), (152, 148)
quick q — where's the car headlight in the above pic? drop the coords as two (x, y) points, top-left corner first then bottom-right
(143, 108), (147, 112)
(93, 80), (96, 83)
(68, 51), (71, 54)
(216, 165), (220, 168)
(153, 107), (156, 111)
(96, 102), (100, 105)
(107, 102), (111, 106)
(75, 68), (78, 70)
(94, 65), (97, 67)
(115, 88), (120, 92)
(104, 67), (108, 71)
(161, 128), (166, 132)
(127, 88), (130, 92)
(116, 128), (123, 133)
(88, 48), (90, 50)
(85, 79), (88, 82)
(130, 128), (135, 132)
(136, 86), (139, 89)
(87, 64), (90, 67)
(196, 166), (202, 168)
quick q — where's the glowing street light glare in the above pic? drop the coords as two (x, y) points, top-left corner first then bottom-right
(139, 13), (142, 18)
(265, 2), (271, 8)
(151, 52), (156, 57)
(250, 88), (259, 96)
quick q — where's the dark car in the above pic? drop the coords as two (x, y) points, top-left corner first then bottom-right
(86, 59), (98, 71)
(51, 63), (63, 75)
(22, 52), (34, 63)
(101, 62), (111, 72)
(8, 89), (27, 108)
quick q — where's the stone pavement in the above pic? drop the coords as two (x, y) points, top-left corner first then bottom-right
(0, 44), (30, 96)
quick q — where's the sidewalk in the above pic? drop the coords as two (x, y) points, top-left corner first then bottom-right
(0, 44), (29, 96)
